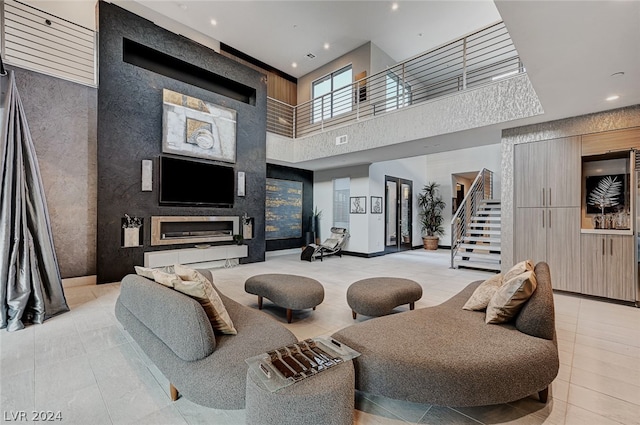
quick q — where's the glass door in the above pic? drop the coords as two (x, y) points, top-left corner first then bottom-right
(385, 176), (413, 252)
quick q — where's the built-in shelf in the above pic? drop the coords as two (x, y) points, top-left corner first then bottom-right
(580, 229), (634, 236)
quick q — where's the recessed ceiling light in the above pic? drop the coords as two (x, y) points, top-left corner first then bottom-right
(324, 43), (330, 50)
(178, 3), (187, 10)
(292, 62), (298, 68)
(391, 2), (399, 11)
(606, 95), (620, 101)
(210, 19), (217, 26)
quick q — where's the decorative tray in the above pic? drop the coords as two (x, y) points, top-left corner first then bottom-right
(245, 337), (360, 392)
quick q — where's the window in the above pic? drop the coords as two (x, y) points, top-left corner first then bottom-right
(333, 178), (350, 229)
(385, 71), (411, 111)
(312, 65), (353, 123)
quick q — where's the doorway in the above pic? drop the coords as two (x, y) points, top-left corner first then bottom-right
(385, 176), (413, 253)
(451, 172), (477, 213)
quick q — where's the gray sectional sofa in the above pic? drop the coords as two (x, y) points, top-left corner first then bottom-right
(115, 270), (297, 409)
(332, 262), (559, 407)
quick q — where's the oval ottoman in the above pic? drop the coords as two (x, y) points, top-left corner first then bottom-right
(245, 274), (324, 323)
(347, 277), (422, 319)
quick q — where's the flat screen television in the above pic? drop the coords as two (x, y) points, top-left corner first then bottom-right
(159, 155), (234, 207)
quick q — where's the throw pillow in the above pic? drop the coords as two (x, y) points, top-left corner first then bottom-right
(173, 265), (237, 335)
(134, 266), (155, 280)
(486, 270), (537, 324)
(503, 259), (534, 282)
(462, 273), (504, 310)
(151, 269), (181, 288)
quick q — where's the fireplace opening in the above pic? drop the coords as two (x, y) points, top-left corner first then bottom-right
(151, 216), (239, 246)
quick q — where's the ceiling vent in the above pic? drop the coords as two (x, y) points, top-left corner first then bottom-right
(336, 135), (348, 145)
(306, 53), (316, 60)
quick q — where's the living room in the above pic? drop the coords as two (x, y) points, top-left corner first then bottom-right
(1, 1), (640, 424)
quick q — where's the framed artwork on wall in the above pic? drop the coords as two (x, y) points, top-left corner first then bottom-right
(162, 89), (237, 163)
(370, 196), (383, 214)
(265, 178), (303, 240)
(350, 196), (366, 214)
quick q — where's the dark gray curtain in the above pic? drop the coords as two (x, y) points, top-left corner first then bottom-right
(1, 71), (69, 332)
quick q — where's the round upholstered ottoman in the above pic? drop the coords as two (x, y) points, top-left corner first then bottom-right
(245, 274), (324, 323)
(347, 277), (422, 319)
(246, 360), (354, 425)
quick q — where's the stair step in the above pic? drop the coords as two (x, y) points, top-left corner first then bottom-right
(479, 199), (501, 205)
(465, 229), (501, 236)
(462, 236), (501, 243)
(454, 259), (502, 272)
(472, 216), (501, 222)
(468, 223), (501, 229)
(476, 210), (501, 215)
(459, 243), (502, 252)
(455, 251), (501, 261)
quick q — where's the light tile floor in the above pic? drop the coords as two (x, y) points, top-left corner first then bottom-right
(1, 249), (639, 424)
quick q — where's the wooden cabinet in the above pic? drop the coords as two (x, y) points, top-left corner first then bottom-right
(515, 136), (581, 208)
(581, 234), (635, 301)
(515, 207), (581, 292)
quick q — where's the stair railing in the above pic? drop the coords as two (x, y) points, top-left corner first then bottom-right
(450, 168), (493, 268)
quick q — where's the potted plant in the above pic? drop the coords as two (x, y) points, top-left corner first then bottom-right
(417, 182), (446, 250)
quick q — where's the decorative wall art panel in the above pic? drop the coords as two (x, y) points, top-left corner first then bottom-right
(585, 173), (627, 214)
(162, 89), (237, 163)
(265, 178), (303, 240)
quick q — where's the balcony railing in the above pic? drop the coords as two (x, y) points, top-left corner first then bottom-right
(267, 21), (522, 139)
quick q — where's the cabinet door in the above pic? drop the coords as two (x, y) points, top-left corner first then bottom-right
(515, 208), (547, 265)
(515, 142), (547, 207)
(606, 235), (636, 301)
(546, 137), (581, 207)
(581, 234), (607, 297)
(546, 208), (581, 292)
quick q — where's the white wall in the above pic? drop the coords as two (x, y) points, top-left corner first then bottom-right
(370, 42), (396, 75)
(425, 143), (502, 245)
(314, 165), (370, 253)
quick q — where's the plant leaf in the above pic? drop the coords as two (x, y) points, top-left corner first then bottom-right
(587, 176), (622, 208)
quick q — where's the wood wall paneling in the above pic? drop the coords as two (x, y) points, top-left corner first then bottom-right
(581, 127), (640, 156)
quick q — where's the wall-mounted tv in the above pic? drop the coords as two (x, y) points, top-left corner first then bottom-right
(159, 155), (234, 207)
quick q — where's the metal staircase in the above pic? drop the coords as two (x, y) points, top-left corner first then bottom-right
(451, 170), (501, 272)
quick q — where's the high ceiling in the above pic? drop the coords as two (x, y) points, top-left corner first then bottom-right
(132, 0), (502, 78)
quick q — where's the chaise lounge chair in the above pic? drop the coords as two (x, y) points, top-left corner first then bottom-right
(310, 227), (349, 261)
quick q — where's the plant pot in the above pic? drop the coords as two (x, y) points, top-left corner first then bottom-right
(422, 236), (439, 250)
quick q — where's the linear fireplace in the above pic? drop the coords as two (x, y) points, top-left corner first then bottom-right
(151, 216), (240, 246)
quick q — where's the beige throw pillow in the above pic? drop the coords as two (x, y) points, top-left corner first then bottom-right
(173, 265), (237, 335)
(134, 266), (156, 280)
(462, 273), (504, 311)
(151, 270), (181, 288)
(503, 259), (534, 282)
(486, 271), (537, 324)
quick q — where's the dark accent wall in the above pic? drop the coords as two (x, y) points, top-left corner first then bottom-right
(266, 164), (314, 251)
(97, 2), (267, 283)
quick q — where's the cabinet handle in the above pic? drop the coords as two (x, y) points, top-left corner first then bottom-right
(610, 239), (613, 256)
(548, 188), (551, 206)
(542, 188), (545, 206)
(542, 210), (544, 228)
(602, 238), (605, 255)
(548, 210), (551, 228)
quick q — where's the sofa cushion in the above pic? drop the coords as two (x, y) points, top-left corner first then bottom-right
(516, 262), (556, 340)
(462, 273), (503, 311)
(486, 271), (537, 324)
(173, 265), (237, 335)
(503, 259), (534, 282)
